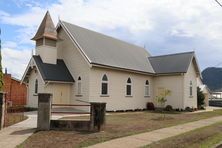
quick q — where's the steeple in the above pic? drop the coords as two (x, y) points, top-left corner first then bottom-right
(32, 11), (58, 65)
(32, 11), (57, 41)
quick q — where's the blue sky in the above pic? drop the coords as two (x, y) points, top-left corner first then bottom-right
(1, 0), (222, 78)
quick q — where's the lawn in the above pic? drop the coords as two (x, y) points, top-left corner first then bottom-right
(145, 121), (222, 148)
(18, 110), (222, 148)
(4, 113), (28, 127)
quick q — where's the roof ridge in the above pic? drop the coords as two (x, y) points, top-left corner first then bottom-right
(61, 20), (150, 54)
(149, 51), (194, 59)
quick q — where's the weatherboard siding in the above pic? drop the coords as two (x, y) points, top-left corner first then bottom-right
(36, 45), (57, 64)
(153, 75), (184, 109)
(184, 60), (198, 109)
(89, 67), (153, 111)
(57, 28), (90, 104)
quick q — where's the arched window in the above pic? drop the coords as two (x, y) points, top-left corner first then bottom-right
(126, 78), (132, 96)
(35, 79), (38, 94)
(189, 81), (193, 97)
(101, 74), (108, 95)
(145, 80), (150, 96)
(77, 76), (82, 95)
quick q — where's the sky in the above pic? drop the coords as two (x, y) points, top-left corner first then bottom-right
(1, 0), (222, 79)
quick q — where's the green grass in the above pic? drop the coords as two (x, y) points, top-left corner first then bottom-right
(18, 109), (222, 148)
(145, 121), (222, 148)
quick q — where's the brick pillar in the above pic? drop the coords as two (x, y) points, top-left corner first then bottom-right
(90, 103), (106, 131)
(0, 92), (5, 129)
(37, 93), (52, 131)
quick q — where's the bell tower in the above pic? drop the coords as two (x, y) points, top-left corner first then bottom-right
(32, 11), (57, 64)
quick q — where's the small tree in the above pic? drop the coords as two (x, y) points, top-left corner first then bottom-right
(156, 89), (171, 119)
(0, 28), (3, 91)
(197, 87), (205, 109)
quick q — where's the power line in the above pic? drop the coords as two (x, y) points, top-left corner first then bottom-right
(215, 0), (222, 7)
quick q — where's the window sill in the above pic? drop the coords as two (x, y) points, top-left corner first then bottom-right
(33, 94), (38, 96)
(189, 96), (193, 98)
(100, 95), (109, 97)
(125, 95), (133, 97)
(144, 95), (150, 98)
(76, 94), (83, 97)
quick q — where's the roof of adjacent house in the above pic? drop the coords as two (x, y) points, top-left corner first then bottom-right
(61, 21), (155, 74)
(148, 52), (196, 74)
(33, 56), (74, 82)
(32, 11), (57, 40)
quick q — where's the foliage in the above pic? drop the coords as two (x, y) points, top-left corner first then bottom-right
(156, 89), (171, 108)
(146, 102), (155, 110)
(165, 105), (173, 111)
(156, 89), (171, 119)
(197, 87), (205, 108)
(0, 28), (3, 91)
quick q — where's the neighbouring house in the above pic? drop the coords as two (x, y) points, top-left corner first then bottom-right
(22, 11), (201, 111)
(3, 69), (27, 106)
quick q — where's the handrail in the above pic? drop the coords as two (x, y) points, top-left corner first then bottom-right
(52, 104), (90, 107)
(51, 111), (90, 114)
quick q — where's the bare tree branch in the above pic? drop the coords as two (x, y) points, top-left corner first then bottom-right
(215, 0), (222, 7)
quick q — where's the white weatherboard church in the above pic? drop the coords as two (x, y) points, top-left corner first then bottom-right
(22, 12), (201, 111)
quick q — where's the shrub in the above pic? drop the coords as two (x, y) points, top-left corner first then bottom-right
(197, 87), (205, 108)
(185, 107), (193, 112)
(146, 102), (155, 110)
(165, 105), (173, 111)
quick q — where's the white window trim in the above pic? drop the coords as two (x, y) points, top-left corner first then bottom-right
(76, 77), (82, 97)
(189, 81), (193, 98)
(126, 78), (132, 97)
(101, 74), (109, 96)
(144, 85), (150, 97)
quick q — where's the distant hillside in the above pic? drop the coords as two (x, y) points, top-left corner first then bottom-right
(202, 67), (222, 92)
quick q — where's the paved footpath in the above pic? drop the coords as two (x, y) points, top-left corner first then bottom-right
(0, 112), (37, 148)
(88, 116), (222, 148)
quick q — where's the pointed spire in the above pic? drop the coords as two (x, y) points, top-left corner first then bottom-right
(31, 11), (57, 40)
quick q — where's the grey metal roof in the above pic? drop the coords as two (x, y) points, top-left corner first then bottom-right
(148, 52), (194, 74)
(33, 56), (74, 82)
(61, 21), (154, 74)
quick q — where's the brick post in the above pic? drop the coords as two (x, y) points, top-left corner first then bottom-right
(90, 102), (106, 131)
(0, 92), (5, 129)
(37, 93), (52, 131)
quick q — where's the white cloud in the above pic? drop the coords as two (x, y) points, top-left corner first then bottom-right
(2, 0), (222, 75)
(2, 47), (31, 79)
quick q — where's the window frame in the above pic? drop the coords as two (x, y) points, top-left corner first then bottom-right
(126, 78), (132, 97)
(34, 79), (38, 95)
(101, 74), (109, 96)
(189, 81), (193, 97)
(76, 76), (82, 96)
(144, 80), (150, 97)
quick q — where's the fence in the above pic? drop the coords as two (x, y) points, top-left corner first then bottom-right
(37, 93), (106, 131)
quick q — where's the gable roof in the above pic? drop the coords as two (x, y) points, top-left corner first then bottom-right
(60, 21), (155, 74)
(33, 56), (74, 82)
(148, 51), (196, 74)
(32, 11), (57, 40)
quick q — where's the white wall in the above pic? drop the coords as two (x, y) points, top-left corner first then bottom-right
(36, 45), (57, 64)
(27, 64), (72, 108)
(57, 28), (91, 106)
(184, 60), (198, 109)
(89, 67), (153, 111)
(153, 75), (184, 109)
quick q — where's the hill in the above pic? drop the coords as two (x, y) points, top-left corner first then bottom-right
(202, 67), (222, 92)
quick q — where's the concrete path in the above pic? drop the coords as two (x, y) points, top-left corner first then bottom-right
(0, 111), (91, 148)
(0, 111), (37, 148)
(88, 116), (222, 148)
